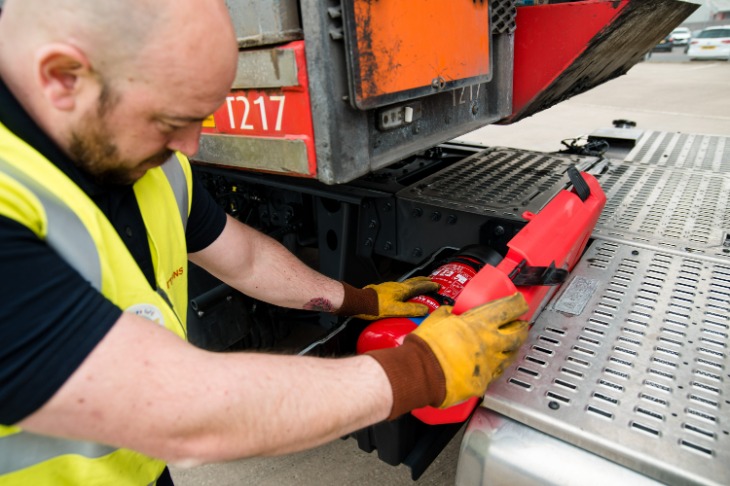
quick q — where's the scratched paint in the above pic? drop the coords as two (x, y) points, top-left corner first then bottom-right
(351, 0), (491, 107)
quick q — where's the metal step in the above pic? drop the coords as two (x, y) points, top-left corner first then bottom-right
(477, 132), (730, 485)
(483, 239), (729, 485)
(627, 131), (730, 173)
(398, 147), (596, 220)
(594, 132), (730, 258)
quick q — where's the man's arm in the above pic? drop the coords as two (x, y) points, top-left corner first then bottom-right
(189, 214), (345, 312)
(19, 293), (528, 466)
(189, 215), (441, 318)
(19, 311), (393, 465)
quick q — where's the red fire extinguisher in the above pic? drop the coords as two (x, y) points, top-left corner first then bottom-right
(356, 246), (503, 424)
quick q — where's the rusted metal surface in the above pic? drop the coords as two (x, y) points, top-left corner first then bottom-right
(195, 134), (311, 175)
(342, 0), (492, 110)
(231, 48), (299, 89)
(225, 0), (302, 48)
(295, 0), (514, 184)
(504, 0), (699, 124)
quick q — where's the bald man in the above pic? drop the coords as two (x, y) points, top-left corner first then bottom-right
(0, 1), (528, 484)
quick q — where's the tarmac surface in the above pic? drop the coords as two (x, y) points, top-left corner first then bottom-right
(171, 59), (730, 486)
(457, 58), (730, 152)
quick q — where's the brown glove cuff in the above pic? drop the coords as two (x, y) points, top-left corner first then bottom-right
(336, 282), (378, 317)
(365, 334), (446, 420)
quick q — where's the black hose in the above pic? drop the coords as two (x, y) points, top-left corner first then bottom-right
(190, 284), (234, 313)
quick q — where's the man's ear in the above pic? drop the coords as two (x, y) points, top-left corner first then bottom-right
(35, 43), (94, 112)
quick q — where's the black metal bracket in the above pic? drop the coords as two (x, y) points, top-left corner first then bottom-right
(567, 165), (591, 202)
(510, 260), (568, 286)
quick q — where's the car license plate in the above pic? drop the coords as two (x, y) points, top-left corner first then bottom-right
(701, 46), (716, 50)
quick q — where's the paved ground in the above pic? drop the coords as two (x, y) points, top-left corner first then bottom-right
(171, 60), (730, 486)
(457, 59), (730, 152)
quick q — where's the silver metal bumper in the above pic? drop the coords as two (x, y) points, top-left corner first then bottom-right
(457, 409), (662, 486)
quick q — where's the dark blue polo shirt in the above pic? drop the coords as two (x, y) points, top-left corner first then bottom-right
(0, 76), (227, 424)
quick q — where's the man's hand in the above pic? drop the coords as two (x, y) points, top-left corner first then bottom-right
(411, 293), (529, 408)
(338, 277), (440, 320)
(365, 292), (529, 418)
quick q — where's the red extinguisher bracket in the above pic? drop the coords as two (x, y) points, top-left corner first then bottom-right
(357, 170), (607, 425)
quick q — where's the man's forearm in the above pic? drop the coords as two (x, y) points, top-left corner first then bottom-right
(181, 353), (392, 461)
(189, 215), (346, 312)
(19, 313), (392, 465)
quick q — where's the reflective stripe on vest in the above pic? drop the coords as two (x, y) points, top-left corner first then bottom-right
(0, 153), (189, 292)
(161, 156), (189, 232)
(0, 432), (116, 475)
(0, 158), (102, 290)
(133, 154), (191, 332)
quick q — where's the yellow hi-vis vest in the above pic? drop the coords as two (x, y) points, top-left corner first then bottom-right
(0, 121), (193, 485)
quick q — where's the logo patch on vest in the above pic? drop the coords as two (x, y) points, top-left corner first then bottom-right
(127, 303), (165, 326)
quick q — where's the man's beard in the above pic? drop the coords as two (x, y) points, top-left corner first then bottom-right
(68, 112), (173, 187)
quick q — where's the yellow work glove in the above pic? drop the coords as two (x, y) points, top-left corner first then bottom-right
(412, 293), (529, 408)
(337, 277), (440, 320)
(366, 292), (529, 419)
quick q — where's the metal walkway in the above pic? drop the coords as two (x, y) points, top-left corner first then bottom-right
(481, 132), (730, 486)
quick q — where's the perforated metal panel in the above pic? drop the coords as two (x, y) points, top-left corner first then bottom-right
(483, 240), (730, 485)
(594, 161), (730, 258)
(627, 131), (730, 172)
(399, 148), (592, 218)
(492, 0), (517, 34)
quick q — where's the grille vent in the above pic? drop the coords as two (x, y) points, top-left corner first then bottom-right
(491, 0), (517, 34)
(484, 240), (730, 485)
(399, 148), (576, 218)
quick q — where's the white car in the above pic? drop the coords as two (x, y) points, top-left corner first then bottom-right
(687, 26), (730, 60)
(668, 26), (691, 46)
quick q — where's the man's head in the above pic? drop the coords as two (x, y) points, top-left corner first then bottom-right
(0, 0), (238, 185)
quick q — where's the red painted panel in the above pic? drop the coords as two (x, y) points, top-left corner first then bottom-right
(512, 1), (628, 115)
(202, 41), (317, 177)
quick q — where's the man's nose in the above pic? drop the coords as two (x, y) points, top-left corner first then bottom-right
(167, 124), (202, 156)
